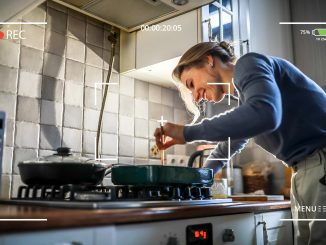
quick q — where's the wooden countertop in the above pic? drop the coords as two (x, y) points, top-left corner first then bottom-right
(0, 200), (291, 234)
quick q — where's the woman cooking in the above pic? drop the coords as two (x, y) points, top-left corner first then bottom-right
(154, 41), (326, 245)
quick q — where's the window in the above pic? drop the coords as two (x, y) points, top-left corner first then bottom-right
(202, 1), (234, 42)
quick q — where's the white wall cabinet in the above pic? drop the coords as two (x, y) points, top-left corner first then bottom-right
(120, 10), (199, 87)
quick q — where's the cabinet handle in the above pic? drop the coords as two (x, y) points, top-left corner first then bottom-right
(257, 221), (268, 245)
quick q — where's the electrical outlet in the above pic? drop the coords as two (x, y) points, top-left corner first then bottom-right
(166, 154), (189, 166)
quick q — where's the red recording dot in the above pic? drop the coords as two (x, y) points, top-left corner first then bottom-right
(0, 31), (4, 39)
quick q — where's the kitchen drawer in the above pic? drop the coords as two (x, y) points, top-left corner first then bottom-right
(0, 227), (94, 245)
(255, 210), (293, 245)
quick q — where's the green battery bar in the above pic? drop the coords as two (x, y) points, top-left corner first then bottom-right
(312, 29), (326, 36)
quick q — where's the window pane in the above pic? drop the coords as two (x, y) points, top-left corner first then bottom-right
(209, 4), (220, 41)
(222, 0), (232, 11)
(222, 11), (233, 41)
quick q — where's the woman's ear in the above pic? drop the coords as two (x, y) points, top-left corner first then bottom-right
(207, 55), (214, 67)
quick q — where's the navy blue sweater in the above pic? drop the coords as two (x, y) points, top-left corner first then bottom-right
(184, 53), (326, 173)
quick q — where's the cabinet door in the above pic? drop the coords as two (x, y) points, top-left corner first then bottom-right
(255, 210), (293, 245)
(200, 0), (241, 57)
(136, 10), (198, 69)
(1, 228), (94, 245)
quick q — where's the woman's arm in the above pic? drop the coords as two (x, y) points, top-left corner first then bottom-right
(203, 138), (248, 174)
(184, 53), (282, 142)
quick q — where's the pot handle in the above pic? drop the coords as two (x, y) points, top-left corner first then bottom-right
(188, 150), (204, 168)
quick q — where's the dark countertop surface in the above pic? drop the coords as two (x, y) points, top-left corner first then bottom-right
(0, 200), (291, 234)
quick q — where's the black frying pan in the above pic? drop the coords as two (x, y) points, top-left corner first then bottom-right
(18, 147), (111, 186)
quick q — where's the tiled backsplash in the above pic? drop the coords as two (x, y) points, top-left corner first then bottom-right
(0, 1), (194, 198)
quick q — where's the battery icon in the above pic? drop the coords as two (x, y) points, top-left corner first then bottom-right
(312, 29), (326, 36)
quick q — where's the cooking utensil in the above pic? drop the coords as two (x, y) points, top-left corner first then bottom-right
(111, 165), (214, 186)
(160, 123), (165, 166)
(18, 147), (110, 186)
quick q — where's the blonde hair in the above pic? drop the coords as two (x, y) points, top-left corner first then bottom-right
(172, 41), (236, 124)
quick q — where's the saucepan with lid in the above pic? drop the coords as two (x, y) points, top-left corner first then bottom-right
(18, 147), (111, 186)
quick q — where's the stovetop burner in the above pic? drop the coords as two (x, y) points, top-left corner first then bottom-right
(2, 184), (233, 209)
(13, 184), (213, 202)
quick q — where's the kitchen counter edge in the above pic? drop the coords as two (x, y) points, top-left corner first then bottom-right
(0, 200), (291, 234)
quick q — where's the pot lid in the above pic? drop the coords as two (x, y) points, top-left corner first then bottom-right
(21, 147), (99, 165)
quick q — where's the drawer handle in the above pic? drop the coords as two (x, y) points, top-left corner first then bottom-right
(257, 221), (268, 245)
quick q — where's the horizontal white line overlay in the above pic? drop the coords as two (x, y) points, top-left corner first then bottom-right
(280, 219), (326, 221)
(0, 22), (47, 25)
(0, 219), (47, 221)
(206, 137), (231, 161)
(279, 22), (326, 25)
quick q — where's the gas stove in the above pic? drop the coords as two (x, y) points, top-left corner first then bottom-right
(4, 184), (232, 209)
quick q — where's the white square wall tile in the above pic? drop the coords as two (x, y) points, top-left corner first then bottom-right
(0, 65), (18, 93)
(40, 125), (62, 150)
(84, 108), (99, 131)
(18, 71), (42, 98)
(149, 84), (161, 103)
(85, 65), (102, 87)
(86, 24), (104, 48)
(11, 174), (24, 198)
(161, 88), (174, 106)
(13, 148), (38, 174)
(119, 115), (134, 136)
(102, 112), (118, 134)
(62, 128), (82, 152)
(65, 59), (85, 85)
(67, 15), (86, 41)
(148, 120), (159, 140)
(119, 75), (134, 97)
(21, 24), (45, 51)
(0, 92), (16, 119)
(101, 133), (118, 155)
(119, 95), (134, 117)
(135, 118), (148, 138)
(63, 105), (83, 129)
(20, 46), (44, 74)
(134, 99), (148, 119)
(104, 92), (119, 114)
(22, 4), (46, 25)
(43, 53), (65, 80)
(44, 30), (66, 56)
(40, 100), (63, 126)
(119, 136), (134, 157)
(2, 147), (13, 174)
(15, 122), (39, 148)
(84, 86), (102, 110)
(5, 119), (14, 147)
(0, 40), (20, 68)
(135, 138), (148, 158)
(1, 174), (11, 199)
(174, 109), (187, 124)
(86, 45), (103, 68)
(83, 130), (97, 154)
(64, 82), (83, 107)
(66, 37), (86, 63)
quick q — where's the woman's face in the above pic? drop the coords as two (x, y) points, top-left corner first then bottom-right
(180, 56), (231, 103)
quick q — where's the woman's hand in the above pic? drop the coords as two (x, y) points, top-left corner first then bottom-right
(154, 122), (186, 150)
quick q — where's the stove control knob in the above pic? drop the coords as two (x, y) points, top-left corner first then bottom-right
(183, 187), (192, 199)
(222, 229), (235, 242)
(201, 187), (212, 199)
(172, 187), (181, 200)
(166, 236), (179, 245)
(191, 187), (202, 199)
